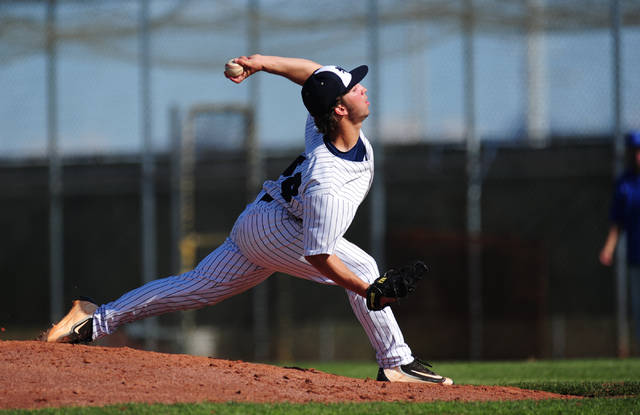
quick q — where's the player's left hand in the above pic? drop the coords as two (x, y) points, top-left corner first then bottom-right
(366, 261), (428, 311)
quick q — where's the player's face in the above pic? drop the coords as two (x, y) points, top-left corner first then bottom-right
(341, 83), (370, 123)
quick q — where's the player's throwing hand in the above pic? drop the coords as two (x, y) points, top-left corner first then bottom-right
(224, 55), (264, 83)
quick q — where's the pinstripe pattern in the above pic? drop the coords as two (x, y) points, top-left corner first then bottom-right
(93, 238), (272, 339)
(303, 194), (357, 256)
(91, 114), (413, 368)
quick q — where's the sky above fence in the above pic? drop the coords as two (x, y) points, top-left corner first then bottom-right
(1, 0), (639, 157)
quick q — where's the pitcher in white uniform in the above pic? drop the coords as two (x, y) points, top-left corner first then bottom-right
(43, 54), (453, 385)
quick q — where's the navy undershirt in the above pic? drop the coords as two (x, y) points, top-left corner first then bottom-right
(323, 136), (367, 162)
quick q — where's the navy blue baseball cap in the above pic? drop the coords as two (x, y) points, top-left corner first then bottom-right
(301, 65), (368, 117)
(626, 131), (640, 148)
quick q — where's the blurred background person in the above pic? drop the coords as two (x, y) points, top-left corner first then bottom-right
(600, 131), (640, 352)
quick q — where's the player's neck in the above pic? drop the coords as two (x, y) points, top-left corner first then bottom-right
(330, 121), (362, 152)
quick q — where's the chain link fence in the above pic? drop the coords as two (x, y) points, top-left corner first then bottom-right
(1, 0), (640, 360)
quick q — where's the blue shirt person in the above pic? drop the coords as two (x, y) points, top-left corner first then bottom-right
(600, 130), (640, 351)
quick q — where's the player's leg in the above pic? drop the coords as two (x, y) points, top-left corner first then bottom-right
(333, 240), (452, 384)
(91, 238), (271, 340)
(232, 205), (452, 383)
(45, 237), (272, 342)
(232, 203), (409, 367)
(331, 239), (413, 368)
(231, 202), (335, 284)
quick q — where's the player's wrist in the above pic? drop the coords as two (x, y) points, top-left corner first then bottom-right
(247, 54), (266, 71)
(358, 284), (370, 298)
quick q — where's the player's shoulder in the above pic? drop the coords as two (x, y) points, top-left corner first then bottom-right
(304, 145), (338, 180)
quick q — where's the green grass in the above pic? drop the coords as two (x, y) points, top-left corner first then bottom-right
(3, 399), (640, 415)
(294, 358), (640, 382)
(295, 358), (640, 397)
(3, 359), (640, 414)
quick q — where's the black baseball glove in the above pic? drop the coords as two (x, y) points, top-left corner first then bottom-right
(365, 260), (428, 311)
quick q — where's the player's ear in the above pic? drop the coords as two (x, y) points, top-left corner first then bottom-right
(334, 103), (348, 116)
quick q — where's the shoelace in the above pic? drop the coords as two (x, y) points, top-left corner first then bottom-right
(412, 358), (436, 375)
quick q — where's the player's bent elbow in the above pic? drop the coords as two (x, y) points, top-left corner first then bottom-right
(304, 253), (330, 267)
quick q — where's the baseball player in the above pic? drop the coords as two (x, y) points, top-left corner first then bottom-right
(43, 54), (453, 385)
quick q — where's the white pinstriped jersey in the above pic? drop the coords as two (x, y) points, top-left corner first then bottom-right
(262, 115), (374, 256)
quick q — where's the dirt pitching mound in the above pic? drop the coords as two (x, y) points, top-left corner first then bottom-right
(0, 341), (573, 409)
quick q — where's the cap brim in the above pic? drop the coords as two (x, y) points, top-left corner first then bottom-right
(347, 65), (368, 90)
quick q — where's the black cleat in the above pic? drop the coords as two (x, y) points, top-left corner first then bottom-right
(377, 358), (454, 385)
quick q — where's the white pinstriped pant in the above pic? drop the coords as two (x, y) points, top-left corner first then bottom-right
(93, 199), (414, 368)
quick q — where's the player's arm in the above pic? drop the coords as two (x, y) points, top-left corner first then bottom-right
(226, 54), (321, 85)
(305, 254), (370, 298)
(599, 224), (620, 266)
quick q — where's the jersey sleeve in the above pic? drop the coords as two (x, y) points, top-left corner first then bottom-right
(303, 192), (358, 256)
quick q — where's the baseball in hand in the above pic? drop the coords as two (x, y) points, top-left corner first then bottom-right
(225, 59), (244, 77)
